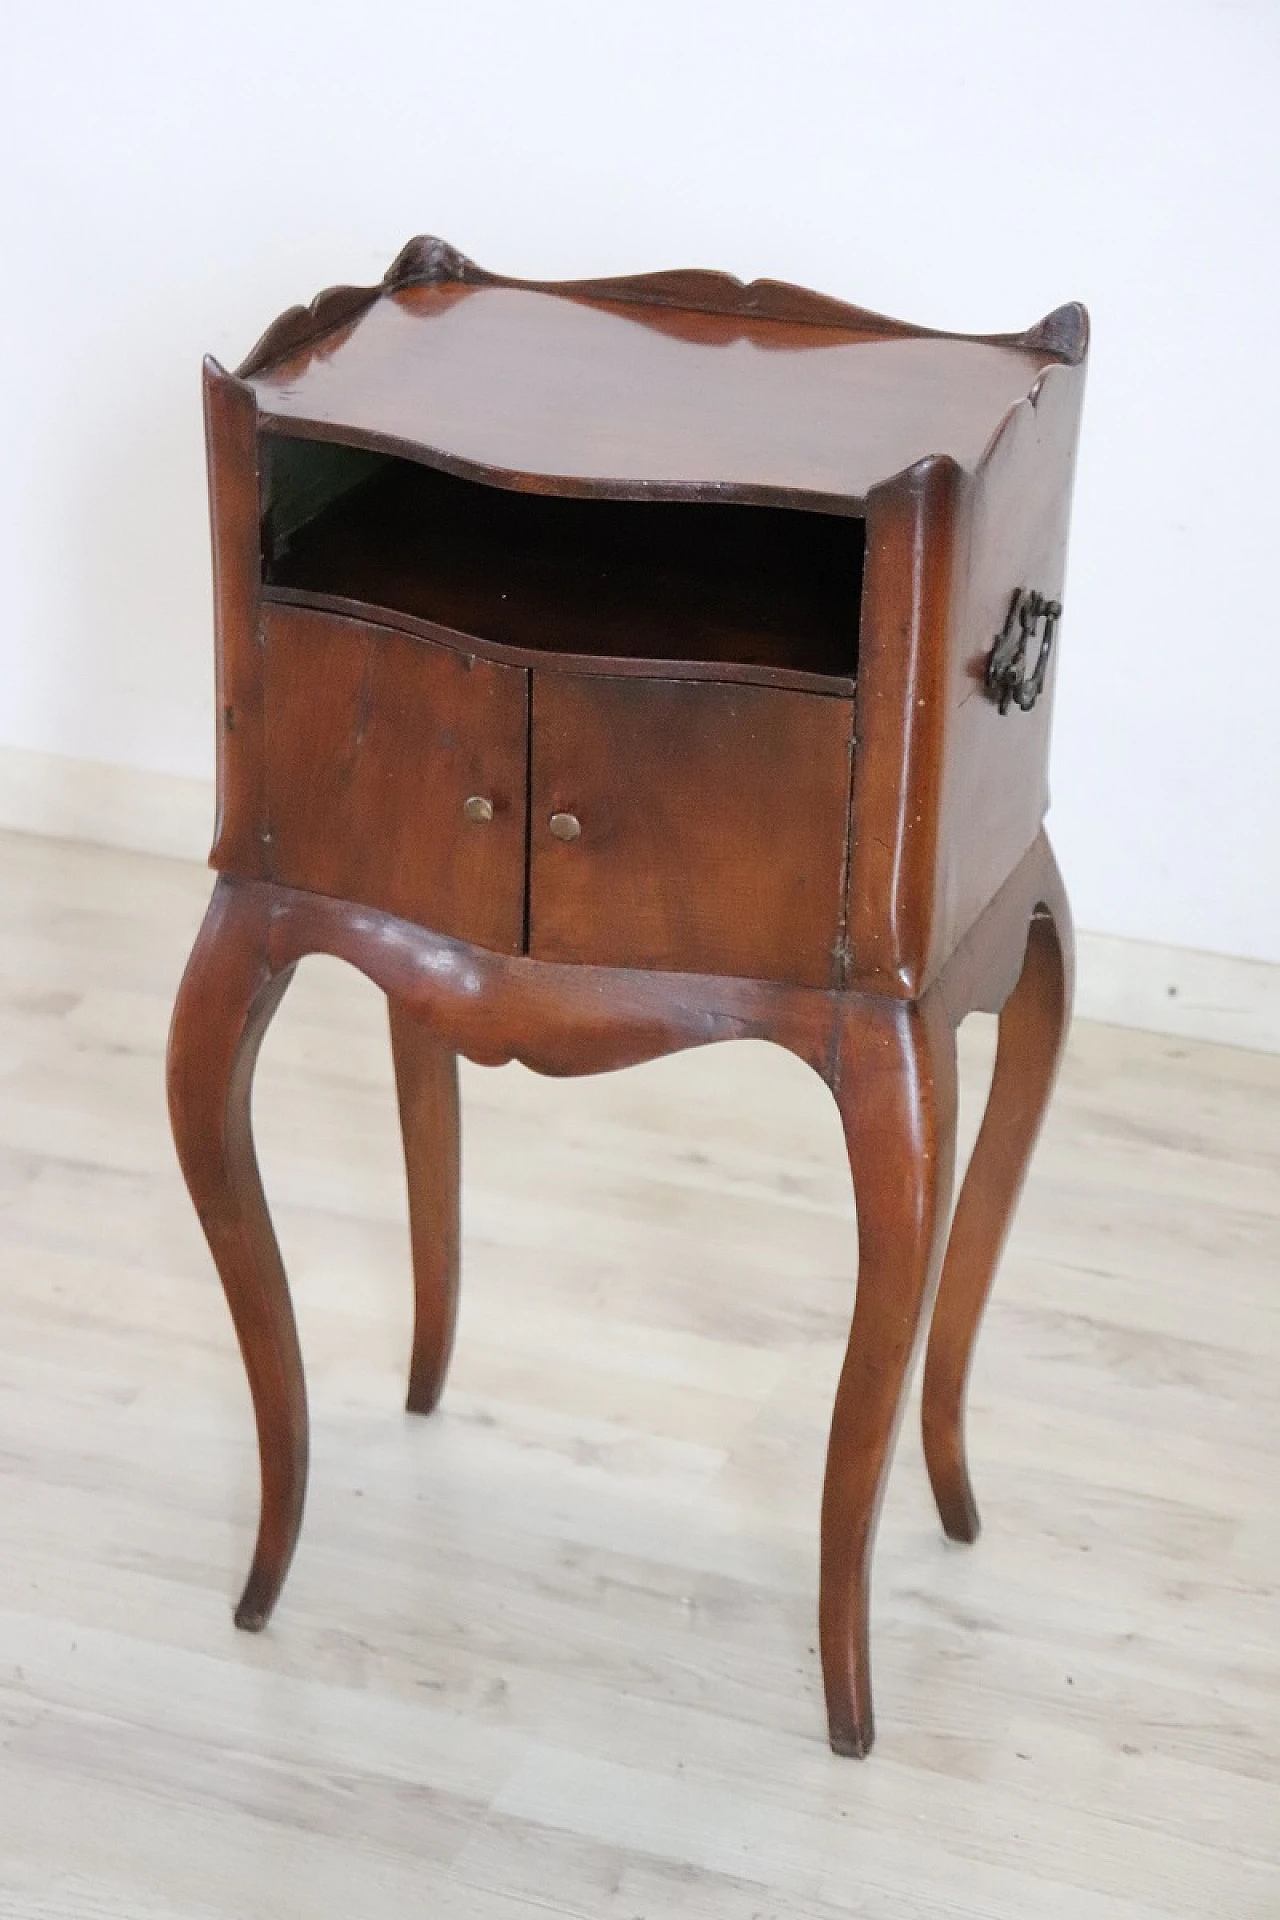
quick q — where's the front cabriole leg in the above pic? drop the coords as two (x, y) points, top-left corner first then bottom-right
(818, 989), (959, 1755)
(166, 876), (305, 1630)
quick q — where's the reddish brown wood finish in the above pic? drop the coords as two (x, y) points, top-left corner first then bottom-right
(388, 1007), (461, 1415)
(528, 672), (855, 986)
(847, 455), (962, 992)
(264, 586), (852, 699)
(928, 368), (1082, 979)
(847, 356), (1084, 997)
(240, 236), (1084, 515)
(169, 834), (1072, 1758)
(924, 849), (1074, 1542)
(262, 603), (528, 950)
(821, 987), (958, 1755)
(206, 243), (1086, 995)
(175, 243), (1089, 1757)
(166, 880), (305, 1630)
(250, 286), (1065, 511)
(203, 359), (266, 877)
(236, 233), (1086, 382)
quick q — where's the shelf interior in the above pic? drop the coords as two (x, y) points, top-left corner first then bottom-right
(261, 436), (863, 682)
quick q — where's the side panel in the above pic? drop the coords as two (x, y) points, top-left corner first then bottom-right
(845, 455), (962, 993)
(929, 364), (1085, 981)
(847, 363), (1085, 993)
(263, 603), (529, 952)
(529, 671), (855, 987)
(204, 358), (268, 875)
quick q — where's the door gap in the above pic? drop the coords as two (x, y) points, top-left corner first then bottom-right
(521, 672), (534, 955)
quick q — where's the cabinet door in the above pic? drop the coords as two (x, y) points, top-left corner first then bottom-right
(263, 603), (528, 951)
(528, 672), (854, 986)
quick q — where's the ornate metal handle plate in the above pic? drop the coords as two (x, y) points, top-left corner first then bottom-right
(985, 589), (1061, 715)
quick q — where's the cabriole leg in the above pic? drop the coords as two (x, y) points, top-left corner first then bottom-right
(166, 877), (304, 1631)
(388, 1004), (461, 1415)
(819, 991), (959, 1756)
(923, 866), (1075, 1542)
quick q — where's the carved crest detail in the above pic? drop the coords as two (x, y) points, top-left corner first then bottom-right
(235, 234), (1089, 380)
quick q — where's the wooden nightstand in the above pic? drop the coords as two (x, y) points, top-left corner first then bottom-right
(167, 236), (1087, 1756)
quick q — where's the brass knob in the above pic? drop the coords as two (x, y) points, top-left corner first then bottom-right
(462, 795), (494, 825)
(548, 811), (581, 842)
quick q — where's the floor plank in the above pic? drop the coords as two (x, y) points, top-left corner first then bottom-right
(0, 829), (1277, 1918)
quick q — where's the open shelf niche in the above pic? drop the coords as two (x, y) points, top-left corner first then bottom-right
(260, 433), (865, 685)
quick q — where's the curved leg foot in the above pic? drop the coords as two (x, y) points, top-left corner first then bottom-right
(388, 1004), (461, 1415)
(819, 992), (958, 1756)
(166, 877), (305, 1631)
(923, 864), (1074, 1543)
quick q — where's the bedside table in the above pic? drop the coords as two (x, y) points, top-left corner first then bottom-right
(167, 236), (1086, 1756)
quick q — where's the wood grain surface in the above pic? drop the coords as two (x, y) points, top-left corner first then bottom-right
(250, 284), (1061, 509)
(527, 671), (856, 987)
(262, 603), (529, 949)
(203, 249), (1088, 1003)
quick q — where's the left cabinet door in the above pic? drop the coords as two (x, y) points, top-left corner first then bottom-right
(262, 603), (529, 951)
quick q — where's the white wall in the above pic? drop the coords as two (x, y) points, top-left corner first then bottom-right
(2, 0), (1277, 960)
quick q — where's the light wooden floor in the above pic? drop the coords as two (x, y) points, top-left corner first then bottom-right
(1, 827), (1277, 1919)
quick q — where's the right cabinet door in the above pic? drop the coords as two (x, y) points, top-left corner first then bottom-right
(528, 671), (855, 987)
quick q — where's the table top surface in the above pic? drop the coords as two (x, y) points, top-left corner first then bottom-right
(238, 240), (1087, 512)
